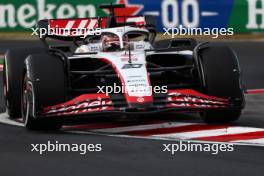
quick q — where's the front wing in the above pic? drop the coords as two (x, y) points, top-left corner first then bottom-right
(40, 89), (243, 118)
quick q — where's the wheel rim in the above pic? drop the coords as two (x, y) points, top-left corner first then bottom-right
(3, 63), (9, 110)
(21, 74), (31, 125)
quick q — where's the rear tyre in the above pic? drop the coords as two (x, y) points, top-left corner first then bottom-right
(22, 53), (66, 130)
(198, 46), (245, 123)
(4, 47), (47, 118)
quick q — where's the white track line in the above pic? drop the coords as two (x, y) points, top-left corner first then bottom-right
(2, 112), (264, 147)
(0, 112), (24, 127)
(231, 138), (264, 144)
(67, 130), (264, 147)
(91, 122), (196, 133)
(153, 127), (264, 140)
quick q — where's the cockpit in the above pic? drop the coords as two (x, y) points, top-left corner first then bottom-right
(75, 27), (153, 53)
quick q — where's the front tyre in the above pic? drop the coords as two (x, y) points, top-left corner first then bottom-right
(198, 46), (245, 123)
(4, 47), (47, 118)
(22, 53), (66, 130)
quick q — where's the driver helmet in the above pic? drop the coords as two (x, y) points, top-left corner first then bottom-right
(102, 34), (120, 52)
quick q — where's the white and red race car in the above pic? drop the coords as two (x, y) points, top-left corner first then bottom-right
(3, 4), (245, 130)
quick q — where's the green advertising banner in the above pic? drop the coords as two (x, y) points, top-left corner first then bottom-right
(0, 0), (264, 33)
(0, 0), (116, 31)
(229, 0), (264, 33)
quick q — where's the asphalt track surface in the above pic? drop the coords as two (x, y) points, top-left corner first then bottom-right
(0, 40), (263, 176)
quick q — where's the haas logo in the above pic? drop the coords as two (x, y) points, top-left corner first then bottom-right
(137, 97), (145, 103)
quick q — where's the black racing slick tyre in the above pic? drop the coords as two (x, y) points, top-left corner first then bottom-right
(4, 47), (47, 118)
(22, 53), (66, 130)
(198, 46), (245, 123)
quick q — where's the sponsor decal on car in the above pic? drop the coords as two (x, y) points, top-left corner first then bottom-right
(44, 94), (113, 115)
(122, 64), (143, 69)
(167, 89), (228, 108)
(46, 99), (113, 115)
(121, 55), (138, 62)
(137, 97), (145, 103)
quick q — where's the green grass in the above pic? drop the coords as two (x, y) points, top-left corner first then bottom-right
(0, 32), (38, 40)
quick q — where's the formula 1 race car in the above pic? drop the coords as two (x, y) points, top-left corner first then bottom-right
(3, 4), (245, 130)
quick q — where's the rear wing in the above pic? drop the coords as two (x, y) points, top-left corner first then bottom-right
(36, 15), (156, 40)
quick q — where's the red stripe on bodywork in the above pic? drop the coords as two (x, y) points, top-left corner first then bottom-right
(71, 20), (81, 29)
(194, 131), (264, 142)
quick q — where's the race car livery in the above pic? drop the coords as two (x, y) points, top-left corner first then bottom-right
(3, 4), (245, 130)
